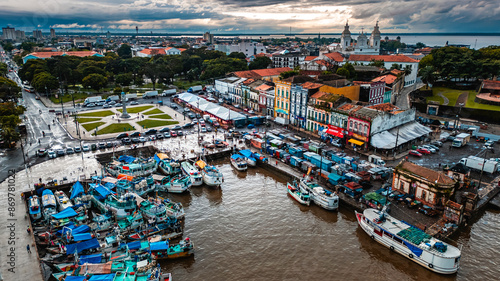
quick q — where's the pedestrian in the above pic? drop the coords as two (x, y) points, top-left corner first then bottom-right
(276, 160), (278, 166)
(27, 227), (31, 235)
(38, 139), (40, 144)
(26, 244), (31, 253)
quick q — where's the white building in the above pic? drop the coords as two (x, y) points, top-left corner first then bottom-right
(228, 41), (266, 57)
(2, 26), (16, 40)
(349, 54), (419, 87)
(334, 22), (381, 55)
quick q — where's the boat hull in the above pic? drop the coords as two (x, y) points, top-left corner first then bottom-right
(355, 210), (460, 274)
(287, 183), (310, 206)
(230, 159), (247, 171)
(202, 173), (223, 187)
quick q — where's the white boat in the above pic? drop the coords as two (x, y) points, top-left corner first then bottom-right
(181, 161), (203, 186)
(105, 156), (158, 177)
(28, 195), (42, 221)
(356, 208), (461, 274)
(239, 150), (257, 167)
(287, 182), (310, 206)
(42, 189), (57, 219)
(300, 177), (338, 210)
(230, 154), (247, 171)
(156, 153), (182, 176)
(196, 160), (224, 187)
(91, 213), (113, 231)
(54, 190), (73, 211)
(153, 174), (191, 193)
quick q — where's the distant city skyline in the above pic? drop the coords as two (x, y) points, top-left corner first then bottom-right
(0, 0), (499, 34)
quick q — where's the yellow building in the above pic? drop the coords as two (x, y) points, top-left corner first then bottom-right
(274, 79), (292, 118)
(319, 84), (360, 101)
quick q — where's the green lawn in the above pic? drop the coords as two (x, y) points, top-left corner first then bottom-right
(137, 119), (179, 128)
(173, 80), (204, 90)
(426, 87), (474, 106)
(426, 95), (444, 105)
(143, 108), (164, 115)
(78, 110), (115, 117)
(49, 92), (90, 104)
(466, 92), (500, 111)
(81, 121), (106, 131)
(117, 105), (153, 114)
(148, 114), (172, 120)
(93, 123), (136, 135)
(76, 117), (101, 123)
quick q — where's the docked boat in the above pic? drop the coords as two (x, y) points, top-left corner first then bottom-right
(356, 208), (461, 274)
(149, 237), (194, 260)
(106, 155), (158, 177)
(117, 212), (144, 233)
(230, 154), (247, 171)
(181, 161), (203, 186)
(54, 190), (73, 211)
(163, 199), (185, 219)
(300, 177), (338, 210)
(91, 212), (114, 232)
(287, 181), (310, 206)
(116, 174), (156, 197)
(155, 153), (182, 176)
(140, 199), (169, 223)
(152, 174), (191, 193)
(69, 181), (92, 209)
(42, 189), (57, 219)
(92, 191), (138, 219)
(196, 160), (223, 187)
(29, 195), (42, 221)
(238, 150), (257, 167)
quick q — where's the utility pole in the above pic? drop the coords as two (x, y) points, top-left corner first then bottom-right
(393, 125), (400, 157)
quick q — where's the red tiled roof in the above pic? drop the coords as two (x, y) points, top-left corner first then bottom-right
(367, 103), (399, 112)
(314, 60), (330, 66)
(64, 51), (99, 57)
(232, 67), (292, 78)
(242, 79), (255, 86)
(28, 51), (64, 58)
(311, 92), (328, 99)
(255, 52), (269, 57)
(323, 52), (344, 62)
(302, 81), (323, 89)
(27, 51), (101, 58)
(398, 161), (456, 185)
(371, 75), (397, 85)
(304, 56), (318, 61)
(349, 54), (418, 63)
(390, 69), (404, 75)
(139, 49), (166, 55)
(482, 80), (500, 91)
(255, 84), (273, 91)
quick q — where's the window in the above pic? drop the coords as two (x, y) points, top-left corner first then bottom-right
(364, 125), (368, 136)
(354, 123), (358, 133)
(349, 120), (353, 129)
(421, 190), (427, 201)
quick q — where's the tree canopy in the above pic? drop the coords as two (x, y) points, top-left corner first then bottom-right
(82, 73), (108, 91)
(249, 56), (272, 70)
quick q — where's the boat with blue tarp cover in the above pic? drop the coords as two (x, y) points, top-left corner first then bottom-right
(356, 208), (461, 274)
(42, 189), (57, 219)
(238, 150), (257, 167)
(29, 195), (42, 221)
(149, 237), (194, 260)
(230, 154), (247, 171)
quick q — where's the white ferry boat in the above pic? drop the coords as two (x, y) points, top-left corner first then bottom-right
(54, 190), (73, 211)
(356, 208), (461, 274)
(181, 161), (203, 186)
(300, 177), (338, 210)
(196, 160), (224, 187)
(287, 182), (310, 206)
(230, 154), (247, 171)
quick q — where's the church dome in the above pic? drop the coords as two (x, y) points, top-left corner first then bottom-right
(371, 21), (381, 36)
(341, 22), (351, 36)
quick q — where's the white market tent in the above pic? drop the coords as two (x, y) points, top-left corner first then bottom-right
(370, 121), (432, 149)
(177, 92), (246, 121)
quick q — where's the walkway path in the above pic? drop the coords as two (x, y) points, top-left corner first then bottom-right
(456, 92), (469, 106)
(437, 92), (449, 105)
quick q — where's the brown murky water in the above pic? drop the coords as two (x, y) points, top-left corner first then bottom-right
(159, 163), (500, 281)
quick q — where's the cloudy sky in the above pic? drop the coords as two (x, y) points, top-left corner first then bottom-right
(0, 0), (499, 34)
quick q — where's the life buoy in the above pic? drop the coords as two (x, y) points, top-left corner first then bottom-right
(409, 254), (414, 259)
(390, 246), (395, 251)
(428, 264), (434, 268)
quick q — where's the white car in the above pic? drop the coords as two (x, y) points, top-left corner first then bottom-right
(48, 150), (57, 159)
(201, 127), (207, 133)
(82, 144), (90, 152)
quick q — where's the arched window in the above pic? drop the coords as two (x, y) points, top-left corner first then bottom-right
(364, 125), (368, 136)
(349, 120), (353, 129)
(354, 123), (358, 132)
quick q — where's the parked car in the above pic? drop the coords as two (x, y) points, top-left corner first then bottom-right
(148, 135), (156, 141)
(139, 136), (147, 143)
(116, 133), (129, 139)
(56, 149), (65, 156)
(156, 133), (164, 139)
(86, 103), (96, 107)
(145, 129), (157, 135)
(409, 150), (422, 157)
(171, 131), (177, 137)
(130, 101), (139, 105)
(48, 150), (57, 159)
(91, 144), (97, 151)
(170, 103), (178, 109)
(201, 127), (207, 133)
(164, 132), (171, 138)
(421, 145), (436, 153)
(130, 132), (141, 138)
(82, 144), (90, 152)
(427, 144), (440, 151)
(131, 137), (140, 143)
(416, 148), (431, 155)
(183, 122), (194, 128)
(98, 142), (106, 149)
(103, 104), (112, 108)
(122, 138), (132, 144)
(159, 127), (170, 133)
(115, 103), (122, 107)
(431, 141), (443, 147)
(74, 146), (82, 153)
(66, 147), (75, 154)
(183, 107), (191, 113)
(177, 130), (184, 136)
(206, 126), (213, 132)
(106, 142), (113, 148)
(37, 149), (47, 157)
(188, 113), (196, 119)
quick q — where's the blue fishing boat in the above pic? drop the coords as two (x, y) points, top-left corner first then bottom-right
(42, 189), (57, 219)
(155, 153), (181, 176)
(230, 154), (247, 171)
(28, 195), (42, 221)
(238, 149), (257, 167)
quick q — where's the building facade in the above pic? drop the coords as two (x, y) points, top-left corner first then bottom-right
(272, 52), (306, 69)
(274, 80), (291, 119)
(290, 82), (322, 129)
(368, 81), (386, 105)
(335, 22), (381, 55)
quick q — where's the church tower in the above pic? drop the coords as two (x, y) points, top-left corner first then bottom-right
(370, 21), (381, 51)
(340, 21), (352, 49)
(357, 29), (368, 50)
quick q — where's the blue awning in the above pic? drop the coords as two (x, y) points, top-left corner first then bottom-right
(78, 253), (102, 265)
(127, 240), (141, 250)
(65, 277), (85, 281)
(88, 274), (116, 281)
(72, 225), (91, 235)
(65, 238), (100, 254)
(70, 181), (85, 199)
(149, 241), (169, 251)
(239, 149), (253, 158)
(52, 208), (78, 219)
(73, 233), (92, 242)
(92, 184), (113, 198)
(118, 155), (136, 163)
(231, 154), (243, 160)
(57, 222), (75, 235)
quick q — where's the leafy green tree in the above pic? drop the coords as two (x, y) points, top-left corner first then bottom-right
(249, 56), (272, 70)
(336, 68), (349, 77)
(338, 63), (355, 79)
(418, 66), (436, 87)
(117, 44), (132, 59)
(12, 55), (23, 66)
(200, 57), (247, 80)
(82, 73), (108, 92)
(31, 72), (58, 94)
(390, 63), (400, 70)
(18, 59), (48, 83)
(368, 59), (384, 68)
(418, 54), (433, 69)
(0, 77), (21, 100)
(115, 73), (133, 86)
(0, 126), (20, 148)
(0, 62), (7, 77)
(228, 52), (246, 59)
(279, 70), (299, 80)
(20, 42), (36, 52)
(2, 42), (14, 52)
(415, 42), (426, 49)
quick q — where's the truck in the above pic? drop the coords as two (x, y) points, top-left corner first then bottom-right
(142, 90), (158, 98)
(368, 155), (386, 167)
(84, 96), (103, 105)
(187, 85), (203, 93)
(106, 95), (120, 102)
(161, 89), (176, 96)
(124, 93), (137, 101)
(452, 133), (471, 148)
(459, 156), (498, 174)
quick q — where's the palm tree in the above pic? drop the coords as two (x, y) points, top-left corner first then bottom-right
(1, 126), (20, 148)
(418, 66), (436, 87)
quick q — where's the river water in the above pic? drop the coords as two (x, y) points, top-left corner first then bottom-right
(161, 162), (500, 281)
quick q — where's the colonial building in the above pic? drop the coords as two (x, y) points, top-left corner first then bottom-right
(393, 160), (458, 208)
(272, 51), (306, 69)
(136, 47), (186, 57)
(256, 83), (275, 116)
(306, 92), (352, 134)
(23, 51), (105, 64)
(214, 77), (247, 103)
(333, 22), (381, 55)
(230, 67), (291, 82)
(290, 81), (322, 128)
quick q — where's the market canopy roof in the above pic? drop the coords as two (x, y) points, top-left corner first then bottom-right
(149, 241), (169, 251)
(370, 121), (432, 149)
(70, 181), (84, 199)
(92, 184), (114, 198)
(66, 238), (100, 254)
(177, 92), (245, 120)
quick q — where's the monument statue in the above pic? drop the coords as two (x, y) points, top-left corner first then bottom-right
(121, 91), (130, 118)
